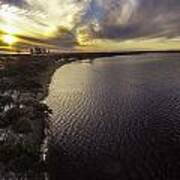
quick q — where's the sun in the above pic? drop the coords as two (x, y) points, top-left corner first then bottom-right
(2, 34), (17, 45)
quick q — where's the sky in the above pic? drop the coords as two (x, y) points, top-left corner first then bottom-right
(0, 0), (180, 52)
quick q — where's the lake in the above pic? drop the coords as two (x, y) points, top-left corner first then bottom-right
(46, 53), (180, 180)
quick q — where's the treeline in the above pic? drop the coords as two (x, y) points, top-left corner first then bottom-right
(0, 56), (55, 177)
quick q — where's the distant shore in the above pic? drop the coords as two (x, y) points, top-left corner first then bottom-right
(1, 50), (180, 59)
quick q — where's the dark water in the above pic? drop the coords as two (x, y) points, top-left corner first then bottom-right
(46, 54), (180, 180)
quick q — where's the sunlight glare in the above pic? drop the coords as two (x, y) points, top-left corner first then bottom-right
(2, 34), (17, 45)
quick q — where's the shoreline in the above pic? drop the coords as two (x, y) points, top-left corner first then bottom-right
(0, 55), (71, 177)
(0, 51), (179, 177)
(1, 50), (180, 57)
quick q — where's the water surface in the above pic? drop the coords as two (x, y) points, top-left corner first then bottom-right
(46, 54), (180, 180)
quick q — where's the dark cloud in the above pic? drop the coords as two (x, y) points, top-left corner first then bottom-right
(2, 0), (24, 6)
(78, 0), (180, 40)
(1, 0), (180, 49)
(48, 27), (78, 47)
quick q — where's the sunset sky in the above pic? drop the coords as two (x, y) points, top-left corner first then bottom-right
(0, 0), (180, 52)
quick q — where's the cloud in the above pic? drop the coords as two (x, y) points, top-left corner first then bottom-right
(0, 0), (88, 49)
(24, 0), (88, 29)
(75, 0), (139, 41)
(0, 0), (180, 50)
(77, 0), (180, 40)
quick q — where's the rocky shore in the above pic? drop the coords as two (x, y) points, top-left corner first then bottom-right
(0, 55), (69, 178)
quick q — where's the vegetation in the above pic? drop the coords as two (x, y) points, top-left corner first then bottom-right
(0, 55), (57, 176)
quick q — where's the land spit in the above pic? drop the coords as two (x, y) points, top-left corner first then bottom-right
(0, 51), (180, 179)
(0, 52), (125, 178)
(0, 55), (70, 178)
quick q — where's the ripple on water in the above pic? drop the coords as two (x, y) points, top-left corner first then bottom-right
(46, 54), (180, 180)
